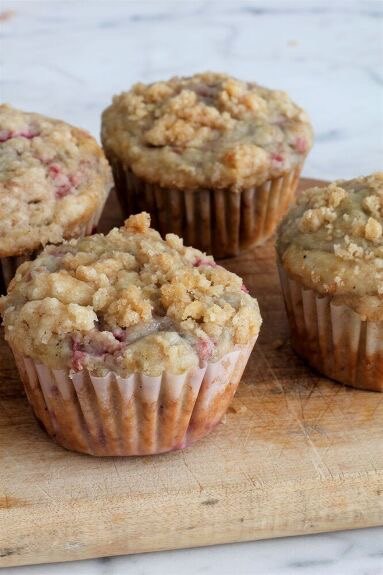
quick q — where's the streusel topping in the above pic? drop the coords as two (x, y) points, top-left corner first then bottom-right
(101, 72), (313, 190)
(1, 213), (261, 376)
(0, 105), (112, 257)
(276, 173), (383, 319)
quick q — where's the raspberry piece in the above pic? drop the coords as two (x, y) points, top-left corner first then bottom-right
(193, 257), (217, 268)
(48, 163), (74, 198)
(196, 337), (215, 363)
(0, 129), (12, 142)
(19, 126), (40, 139)
(0, 126), (40, 142)
(293, 137), (307, 153)
(55, 185), (72, 199)
(112, 327), (126, 342)
(48, 163), (61, 176)
(71, 340), (86, 371)
(193, 84), (217, 99)
(271, 153), (284, 163)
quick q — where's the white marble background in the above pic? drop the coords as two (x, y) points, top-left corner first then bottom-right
(2, 0), (383, 180)
(1, 0), (383, 574)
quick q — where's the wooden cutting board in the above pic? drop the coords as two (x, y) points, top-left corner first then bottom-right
(1, 179), (382, 568)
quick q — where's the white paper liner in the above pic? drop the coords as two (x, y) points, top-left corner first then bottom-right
(278, 263), (383, 392)
(0, 196), (108, 293)
(107, 149), (303, 258)
(11, 341), (255, 456)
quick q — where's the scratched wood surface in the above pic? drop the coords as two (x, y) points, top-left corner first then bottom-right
(1, 179), (383, 567)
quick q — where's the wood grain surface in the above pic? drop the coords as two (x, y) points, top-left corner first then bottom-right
(1, 179), (382, 567)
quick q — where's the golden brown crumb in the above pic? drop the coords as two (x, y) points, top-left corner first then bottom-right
(101, 72), (313, 190)
(298, 207), (337, 233)
(1, 213), (262, 376)
(365, 217), (382, 242)
(277, 173), (383, 320)
(0, 105), (112, 257)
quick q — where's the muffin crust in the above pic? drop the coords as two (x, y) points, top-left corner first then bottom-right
(102, 72), (313, 190)
(276, 173), (383, 320)
(0, 105), (112, 257)
(1, 213), (262, 376)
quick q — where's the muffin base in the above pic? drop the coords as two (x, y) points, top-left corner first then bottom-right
(0, 201), (106, 293)
(278, 264), (383, 392)
(12, 342), (254, 456)
(109, 154), (302, 258)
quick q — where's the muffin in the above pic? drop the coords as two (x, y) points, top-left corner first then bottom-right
(0, 213), (261, 455)
(0, 104), (113, 292)
(276, 173), (383, 392)
(101, 72), (313, 258)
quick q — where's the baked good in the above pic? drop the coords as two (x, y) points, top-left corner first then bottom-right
(0, 213), (262, 455)
(0, 105), (112, 292)
(276, 173), (383, 391)
(101, 72), (313, 258)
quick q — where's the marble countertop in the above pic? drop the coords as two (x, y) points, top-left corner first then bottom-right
(1, 0), (382, 574)
(3, 527), (383, 575)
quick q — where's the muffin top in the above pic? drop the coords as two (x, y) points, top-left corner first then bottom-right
(0, 105), (112, 257)
(101, 72), (313, 191)
(276, 173), (383, 320)
(0, 213), (261, 376)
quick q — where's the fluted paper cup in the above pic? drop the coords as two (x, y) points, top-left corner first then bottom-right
(11, 341), (255, 456)
(278, 263), (383, 392)
(107, 151), (302, 258)
(0, 199), (107, 294)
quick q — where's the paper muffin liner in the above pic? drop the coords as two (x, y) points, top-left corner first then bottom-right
(107, 152), (302, 258)
(0, 199), (107, 294)
(278, 263), (383, 392)
(11, 341), (254, 456)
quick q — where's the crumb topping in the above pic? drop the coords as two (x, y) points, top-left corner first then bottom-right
(276, 173), (383, 319)
(1, 213), (261, 376)
(101, 72), (313, 190)
(0, 105), (112, 257)
(365, 217), (382, 242)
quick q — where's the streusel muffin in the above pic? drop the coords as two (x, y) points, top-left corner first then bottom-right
(0, 213), (261, 455)
(102, 72), (313, 258)
(276, 173), (383, 391)
(0, 105), (112, 292)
